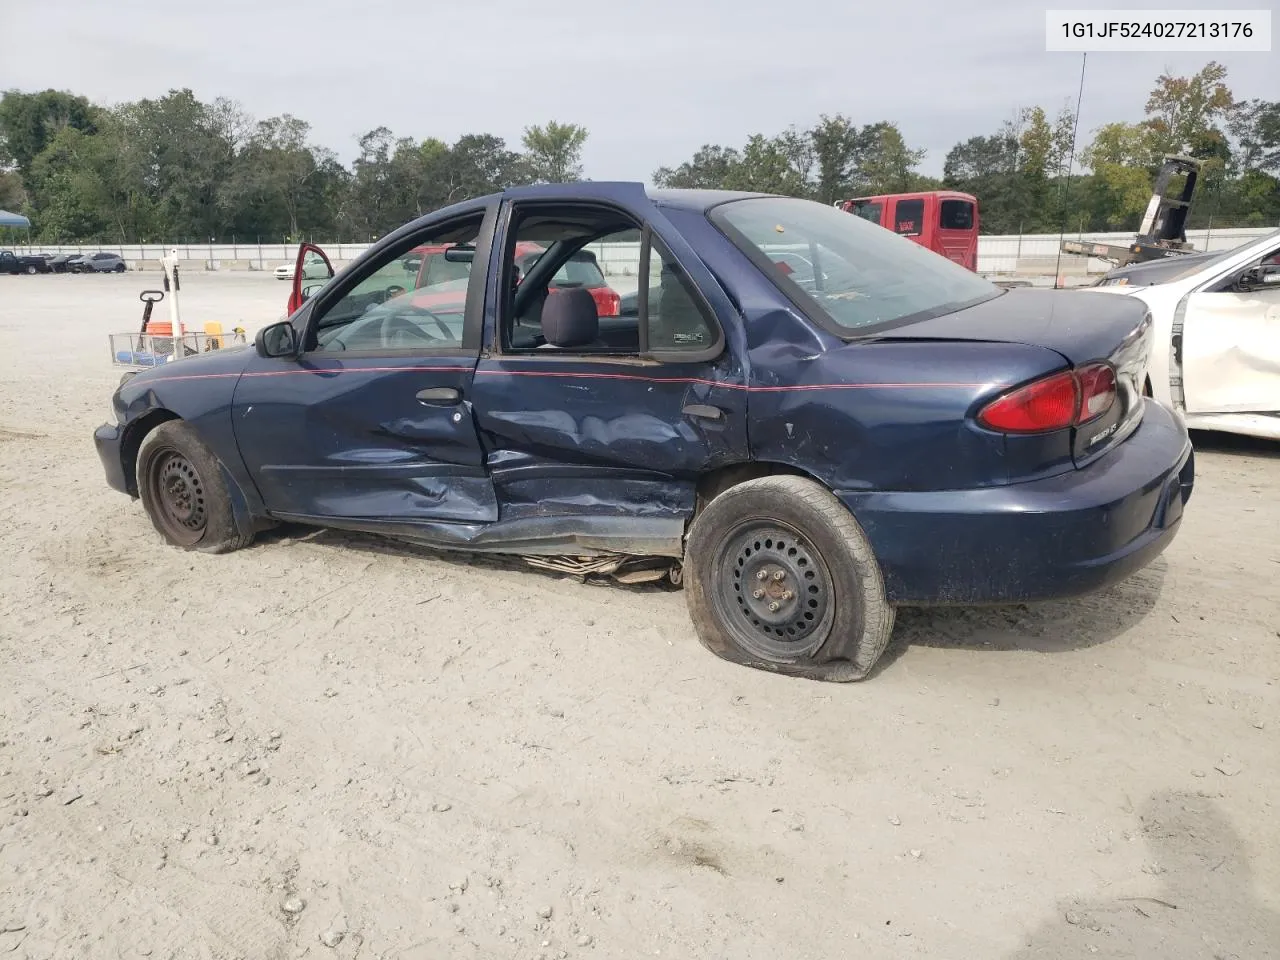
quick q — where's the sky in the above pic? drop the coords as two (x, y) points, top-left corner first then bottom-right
(1, 0), (1275, 182)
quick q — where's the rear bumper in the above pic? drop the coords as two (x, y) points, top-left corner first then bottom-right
(94, 422), (131, 495)
(839, 400), (1194, 604)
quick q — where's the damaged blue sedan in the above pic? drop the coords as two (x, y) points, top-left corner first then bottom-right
(95, 183), (1194, 681)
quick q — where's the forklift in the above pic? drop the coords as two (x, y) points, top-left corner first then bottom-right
(1060, 155), (1203, 266)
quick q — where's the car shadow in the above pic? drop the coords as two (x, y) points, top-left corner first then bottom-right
(1188, 428), (1280, 459)
(868, 559), (1169, 677)
(259, 523), (1171, 674)
(1002, 788), (1280, 959)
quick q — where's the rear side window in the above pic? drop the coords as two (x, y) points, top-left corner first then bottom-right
(893, 199), (924, 236)
(940, 200), (974, 230)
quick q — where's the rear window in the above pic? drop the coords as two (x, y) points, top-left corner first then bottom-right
(421, 252), (471, 289)
(517, 250), (606, 287)
(893, 199), (924, 236)
(711, 196), (1000, 335)
(940, 199), (974, 230)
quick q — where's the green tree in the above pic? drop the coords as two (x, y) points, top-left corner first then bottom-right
(808, 114), (862, 204)
(1143, 61), (1234, 157)
(521, 121), (588, 183)
(722, 134), (808, 195)
(0, 89), (98, 178)
(653, 144), (742, 189)
(857, 122), (925, 194)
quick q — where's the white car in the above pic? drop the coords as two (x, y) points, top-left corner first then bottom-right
(1085, 228), (1280, 441)
(273, 263), (295, 280)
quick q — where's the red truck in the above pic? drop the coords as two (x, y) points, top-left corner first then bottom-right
(836, 191), (979, 271)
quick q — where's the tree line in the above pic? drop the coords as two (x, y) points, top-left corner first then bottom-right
(1, 62), (1277, 243)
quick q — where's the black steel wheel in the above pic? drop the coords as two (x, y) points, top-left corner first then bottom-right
(684, 475), (895, 682)
(136, 420), (255, 554)
(145, 447), (209, 546)
(711, 521), (835, 661)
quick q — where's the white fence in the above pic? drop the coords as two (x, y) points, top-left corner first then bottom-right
(11, 225), (1277, 278)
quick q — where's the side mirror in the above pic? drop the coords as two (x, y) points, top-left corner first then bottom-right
(256, 320), (298, 359)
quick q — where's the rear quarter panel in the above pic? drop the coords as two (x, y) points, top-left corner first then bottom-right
(667, 207), (1075, 491)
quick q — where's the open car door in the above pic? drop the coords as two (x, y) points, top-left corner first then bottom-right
(287, 243), (335, 315)
(1182, 250), (1280, 415)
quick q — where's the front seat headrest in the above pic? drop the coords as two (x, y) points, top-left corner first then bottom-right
(542, 287), (598, 348)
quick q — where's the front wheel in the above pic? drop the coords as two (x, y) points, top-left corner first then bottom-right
(684, 476), (895, 681)
(114, 262), (126, 273)
(137, 421), (254, 554)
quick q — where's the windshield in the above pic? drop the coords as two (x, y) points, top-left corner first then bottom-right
(712, 196), (1000, 334)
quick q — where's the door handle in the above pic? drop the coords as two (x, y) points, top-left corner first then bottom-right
(416, 387), (461, 405)
(683, 403), (725, 421)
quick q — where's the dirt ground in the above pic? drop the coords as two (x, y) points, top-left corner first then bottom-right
(1, 272), (1278, 960)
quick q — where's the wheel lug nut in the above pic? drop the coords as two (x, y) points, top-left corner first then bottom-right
(752, 589), (765, 599)
(781, 591), (793, 601)
(768, 601), (780, 612)
(772, 570), (785, 581)
(756, 570), (768, 581)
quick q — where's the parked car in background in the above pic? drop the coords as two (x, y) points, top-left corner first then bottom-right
(96, 183), (1194, 683)
(0, 250), (50, 274)
(71, 252), (127, 273)
(45, 253), (82, 273)
(1085, 226), (1280, 440)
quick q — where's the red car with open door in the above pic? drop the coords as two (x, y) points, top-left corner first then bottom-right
(837, 191), (979, 271)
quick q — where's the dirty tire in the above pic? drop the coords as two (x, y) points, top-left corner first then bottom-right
(25, 263), (37, 275)
(684, 475), (894, 682)
(137, 420), (253, 554)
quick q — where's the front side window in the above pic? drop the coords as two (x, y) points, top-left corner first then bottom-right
(712, 196), (1000, 335)
(308, 215), (483, 353)
(940, 199), (974, 231)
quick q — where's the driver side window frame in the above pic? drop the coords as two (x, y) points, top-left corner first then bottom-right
(300, 201), (499, 358)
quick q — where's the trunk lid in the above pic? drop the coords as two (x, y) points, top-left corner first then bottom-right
(878, 288), (1153, 467)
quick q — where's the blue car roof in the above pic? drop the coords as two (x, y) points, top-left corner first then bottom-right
(496, 181), (774, 212)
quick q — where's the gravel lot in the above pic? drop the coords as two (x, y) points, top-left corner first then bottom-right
(1, 272), (1278, 959)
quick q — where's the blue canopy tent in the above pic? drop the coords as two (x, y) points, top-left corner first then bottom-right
(0, 209), (31, 247)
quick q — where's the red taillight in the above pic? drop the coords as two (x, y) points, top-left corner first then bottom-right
(978, 363), (1116, 434)
(1076, 363), (1117, 422)
(593, 288), (620, 317)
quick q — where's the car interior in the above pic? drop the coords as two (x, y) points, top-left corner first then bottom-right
(502, 207), (712, 355)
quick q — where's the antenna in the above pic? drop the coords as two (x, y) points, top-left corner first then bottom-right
(1053, 52), (1088, 289)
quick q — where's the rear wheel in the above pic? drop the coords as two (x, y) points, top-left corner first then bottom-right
(25, 264), (37, 275)
(137, 421), (253, 554)
(114, 262), (126, 273)
(684, 475), (895, 681)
